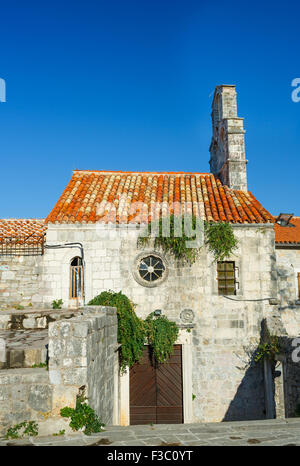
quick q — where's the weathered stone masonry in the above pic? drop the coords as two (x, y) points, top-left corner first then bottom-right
(0, 306), (118, 436)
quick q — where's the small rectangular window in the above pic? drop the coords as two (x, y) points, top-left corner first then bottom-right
(217, 261), (236, 295)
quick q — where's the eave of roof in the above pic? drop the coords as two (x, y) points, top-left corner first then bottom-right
(0, 219), (47, 243)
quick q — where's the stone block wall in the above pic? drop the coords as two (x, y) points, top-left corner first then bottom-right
(0, 368), (53, 435)
(43, 223), (278, 422)
(0, 256), (46, 308)
(0, 305), (118, 435)
(48, 305), (118, 425)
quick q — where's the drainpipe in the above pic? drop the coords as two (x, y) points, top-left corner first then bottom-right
(44, 242), (86, 306)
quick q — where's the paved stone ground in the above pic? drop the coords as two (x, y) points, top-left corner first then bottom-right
(1, 418), (300, 446)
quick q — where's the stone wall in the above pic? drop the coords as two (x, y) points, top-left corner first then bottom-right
(0, 305), (118, 435)
(48, 305), (118, 425)
(0, 255), (46, 308)
(0, 368), (53, 435)
(43, 222), (278, 423)
(275, 247), (300, 335)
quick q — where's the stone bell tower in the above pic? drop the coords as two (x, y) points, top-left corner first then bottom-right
(209, 85), (248, 191)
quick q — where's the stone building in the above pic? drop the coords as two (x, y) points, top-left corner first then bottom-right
(1, 85), (300, 425)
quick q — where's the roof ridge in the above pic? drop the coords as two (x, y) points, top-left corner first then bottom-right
(0, 218), (45, 221)
(73, 169), (212, 175)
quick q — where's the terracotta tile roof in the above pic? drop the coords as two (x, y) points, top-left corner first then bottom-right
(45, 170), (274, 225)
(0, 219), (47, 244)
(274, 217), (300, 244)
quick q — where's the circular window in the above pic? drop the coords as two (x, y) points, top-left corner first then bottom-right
(139, 255), (165, 282)
(133, 252), (168, 287)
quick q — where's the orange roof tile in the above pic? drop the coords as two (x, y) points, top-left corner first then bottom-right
(0, 219), (47, 243)
(274, 217), (300, 244)
(45, 170), (274, 225)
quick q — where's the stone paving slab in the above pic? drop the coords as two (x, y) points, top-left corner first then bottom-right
(1, 419), (300, 446)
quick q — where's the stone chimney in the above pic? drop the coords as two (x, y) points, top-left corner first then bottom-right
(209, 85), (248, 191)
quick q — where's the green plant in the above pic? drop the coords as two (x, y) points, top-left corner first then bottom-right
(138, 214), (200, 264)
(192, 394), (196, 401)
(138, 215), (238, 264)
(52, 299), (63, 310)
(60, 396), (105, 436)
(144, 312), (179, 364)
(14, 304), (25, 310)
(5, 421), (38, 439)
(204, 221), (238, 262)
(31, 362), (48, 370)
(88, 291), (145, 372)
(88, 291), (179, 371)
(52, 429), (65, 436)
(254, 333), (281, 363)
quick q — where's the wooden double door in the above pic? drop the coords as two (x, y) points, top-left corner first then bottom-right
(129, 345), (183, 425)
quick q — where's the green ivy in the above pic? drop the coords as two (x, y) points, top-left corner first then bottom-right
(254, 333), (281, 363)
(60, 396), (105, 436)
(5, 421), (38, 439)
(88, 291), (145, 373)
(88, 291), (179, 370)
(138, 214), (201, 263)
(144, 313), (179, 364)
(204, 221), (238, 262)
(138, 215), (238, 263)
(52, 299), (63, 309)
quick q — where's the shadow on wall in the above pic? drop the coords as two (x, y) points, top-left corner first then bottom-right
(222, 319), (273, 422)
(222, 358), (267, 422)
(222, 318), (300, 421)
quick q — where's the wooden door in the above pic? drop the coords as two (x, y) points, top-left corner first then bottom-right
(130, 345), (183, 425)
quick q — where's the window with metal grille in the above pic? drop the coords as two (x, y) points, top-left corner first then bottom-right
(138, 255), (166, 283)
(217, 261), (236, 295)
(70, 257), (83, 299)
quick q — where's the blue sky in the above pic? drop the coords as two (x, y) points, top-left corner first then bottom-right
(1, 0), (299, 218)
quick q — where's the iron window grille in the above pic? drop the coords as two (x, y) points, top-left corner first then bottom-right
(217, 261), (238, 295)
(138, 255), (166, 283)
(70, 257), (83, 299)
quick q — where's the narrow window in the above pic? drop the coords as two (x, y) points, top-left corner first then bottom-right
(298, 273), (300, 300)
(70, 256), (83, 299)
(217, 261), (236, 295)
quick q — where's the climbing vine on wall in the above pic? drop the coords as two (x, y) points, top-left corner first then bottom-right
(137, 215), (200, 263)
(88, 291), (179, 371)
(144, 312), (179, 364)
(137, 214), (238, 263)
(88, 291), (145, 373)
(254, 330), (281, 364)
(204, 221), (238, 262)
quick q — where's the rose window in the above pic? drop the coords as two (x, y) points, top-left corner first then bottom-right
(138, 255), (166, 283)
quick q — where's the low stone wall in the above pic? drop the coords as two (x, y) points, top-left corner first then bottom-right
(48, 305), (118, 425)
(0, 309), (79, 330)
(0, 305), (118, 436)
(0, 368), (53, 435)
